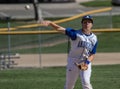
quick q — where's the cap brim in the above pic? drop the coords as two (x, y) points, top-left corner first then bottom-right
(81, 18), (93, 23)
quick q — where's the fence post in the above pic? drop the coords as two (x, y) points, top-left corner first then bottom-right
(7, 16), (11, 68)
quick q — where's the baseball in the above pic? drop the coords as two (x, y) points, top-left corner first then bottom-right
(25, 5), (30, 10)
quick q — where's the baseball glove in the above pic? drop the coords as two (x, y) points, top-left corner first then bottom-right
(75, 62), (88, 71)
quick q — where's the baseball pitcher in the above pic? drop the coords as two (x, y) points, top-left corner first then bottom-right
(41, 15), (98, 89)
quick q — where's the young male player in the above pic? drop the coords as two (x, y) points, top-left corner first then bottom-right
(41, 15), (98, 89)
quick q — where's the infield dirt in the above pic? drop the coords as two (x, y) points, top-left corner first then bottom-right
(12, 53), (120, 68)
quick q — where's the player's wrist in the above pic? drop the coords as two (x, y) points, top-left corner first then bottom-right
(85, 59), (90, 64)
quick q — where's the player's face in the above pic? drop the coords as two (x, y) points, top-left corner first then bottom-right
(82, 19), (93, 30)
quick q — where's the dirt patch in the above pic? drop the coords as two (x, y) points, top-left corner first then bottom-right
(11, 53), (120, 68)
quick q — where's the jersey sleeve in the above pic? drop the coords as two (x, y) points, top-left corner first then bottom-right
(65, 28), (77, 40)
(90, 41), (98, 54)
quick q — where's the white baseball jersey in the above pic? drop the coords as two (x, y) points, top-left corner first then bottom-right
(65, 28), (98, 60)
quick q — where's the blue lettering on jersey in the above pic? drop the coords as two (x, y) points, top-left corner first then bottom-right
(77, 41), (93, 51)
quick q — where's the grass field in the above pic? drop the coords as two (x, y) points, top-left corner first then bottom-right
(0, 64), (120, 89)
(1, 31), (120, 53)
(0, 2), (120, 89)
(80, 0), (112, 7)
(0, 15), (120, 53)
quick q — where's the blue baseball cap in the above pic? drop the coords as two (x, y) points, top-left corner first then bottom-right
(81, 15), (93, 23)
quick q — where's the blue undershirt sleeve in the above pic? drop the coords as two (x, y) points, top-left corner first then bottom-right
(65, 28), (77, 40)
(90, 42), (98, 54)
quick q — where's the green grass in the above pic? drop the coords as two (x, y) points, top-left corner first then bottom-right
(80, 0), (112, 7)
(97, 32), (120, 52)
(11, 42), (68, 54)
(112, 15), (120, 28)
(9, 31), (120, 53)
(92, 64), (120, 89)
(0, 15), (120, 53)
(0, 64), (120, 89)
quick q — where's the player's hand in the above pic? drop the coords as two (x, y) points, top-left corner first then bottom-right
(41, 21), (52, 26)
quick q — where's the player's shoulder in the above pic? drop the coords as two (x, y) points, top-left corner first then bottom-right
(89, 32), (96, 37)
(91, 32), (97, 37)
(76, 29), (83, 34)
(91, 33), (98, 42)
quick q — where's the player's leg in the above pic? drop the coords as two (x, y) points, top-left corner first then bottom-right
(80, 63), (93, 89)
(64, 58), (79, 89)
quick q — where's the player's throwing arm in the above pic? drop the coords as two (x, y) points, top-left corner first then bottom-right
(41, 21), (66, 34)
